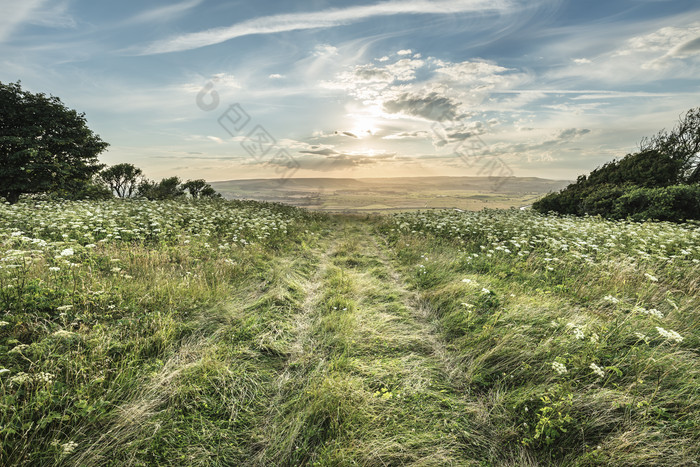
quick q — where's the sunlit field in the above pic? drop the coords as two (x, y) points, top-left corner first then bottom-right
(1, 199), (698, 465)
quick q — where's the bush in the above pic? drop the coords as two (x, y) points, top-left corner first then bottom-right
(534, 108), (700, 222)
(613, 185), (700, 222)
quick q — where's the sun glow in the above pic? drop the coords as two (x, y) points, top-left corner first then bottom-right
(348, 115), (381, 138)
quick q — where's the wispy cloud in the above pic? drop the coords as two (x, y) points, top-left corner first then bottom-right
(127, 0), (204, 24)
(0, 0), (45, 42)
(138, 0), (514, 55)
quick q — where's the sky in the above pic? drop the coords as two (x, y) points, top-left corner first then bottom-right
(2, 0), (700, 182)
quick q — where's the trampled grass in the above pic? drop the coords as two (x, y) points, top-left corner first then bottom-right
(0, 200), (698, 465)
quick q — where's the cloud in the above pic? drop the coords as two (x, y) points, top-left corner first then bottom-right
(557, 128), (590, 140)
(572, 58), (591, 64)
(676, 36), (700, 55)
(268, 150), (395, 172)
(383, 91), (463, 121)
(313, 44), (338, 57)
(397, 49), (413, 55)
(138, 0), (514, 54)
(491, 127), (592, 157)
(613, 22), (700, 70)
(434, 60), (511, 83)
(382, 130), (430, 140)
(300, 148), (339, 156)
(127, 0), (203, 24)
(0, 0), (51, 42)
(351, 65), (394, 83)
(268, 73), (285, 79)
(335, 58), (425, 87)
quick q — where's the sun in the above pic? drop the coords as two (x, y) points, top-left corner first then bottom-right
(348, 115), (380, 138)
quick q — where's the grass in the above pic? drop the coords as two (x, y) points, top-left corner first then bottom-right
(0, 200), (698, 465)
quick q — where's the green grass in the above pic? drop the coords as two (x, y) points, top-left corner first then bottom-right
(0, 201), (698, 465)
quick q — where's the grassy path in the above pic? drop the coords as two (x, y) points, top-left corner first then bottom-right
(253, 217), (485, 466)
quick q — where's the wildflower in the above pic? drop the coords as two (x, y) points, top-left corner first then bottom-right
(656, 326), (683, 343)
(590, 332), (599, 344)
(53, 330), (76, 339)
(49, 266), (60, 272)
(37, 372), (55, 384)
(589, 363), (605, 378)
(634, 306), (664, 319)
(634, 332), (649, 343)
(481, 287), (491, 294)
(60, 248), (74, 257)
(10, 372), (30, 385)
(649, 309), (664, 319)
(644, 273), (658, 282)
(552, 361), (568, 375)
(0, 321), (9, 327)
(603, 295), (619, 304)
(572, 327), (585, 340)
(56, 305), (73, 312)
(9, 344), (29, 354)
(461, 278), (472, 284)
(62, 441), (78, 456)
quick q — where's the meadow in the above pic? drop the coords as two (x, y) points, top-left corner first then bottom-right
(0, 199), (698, 465)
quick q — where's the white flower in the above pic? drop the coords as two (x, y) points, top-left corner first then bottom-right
(656, 326), (683, 343)
(589, 362), (605, 378)
(649, 309), (664, 319)
(60, 248), (74, 257)
(461, 278), (472, 284)
(590, 332), (599, 344)
(0, 321), (9, 327)
(635, 306), (664, 319)
(572, 327), (585, 340)
(53, 330), (76, 339)
(49, 266), (61, 272)
(481, 288), (491, 294)
(644, 273), (658, 282)
(635, 332), (649, 343)
(603, 295), (619, 304)
(62, 441), (78, 456)
(552, 361), (568, 375)
(56, 305), (73, 312)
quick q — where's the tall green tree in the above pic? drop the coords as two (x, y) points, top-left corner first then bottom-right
(0, 81), (108, 203)
(101, 163), (143, 198)
(182, 179), (220, 199)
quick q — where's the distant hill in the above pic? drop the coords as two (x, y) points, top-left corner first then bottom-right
(210, 176), (571, 212)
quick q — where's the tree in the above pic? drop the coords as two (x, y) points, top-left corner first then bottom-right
(138, 176), (185, 200)
(182, 179), (221, 199)
(640, 107), (700, 184)
(0, 81), (108, 203)
(533, 107), (700, 221)
(101, 163), (143, 198)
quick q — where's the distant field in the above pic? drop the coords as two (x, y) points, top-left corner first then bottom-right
(210, 176), (571, 212)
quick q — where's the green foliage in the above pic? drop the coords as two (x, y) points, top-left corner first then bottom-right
(0, 81), (108, 203)
(138, 176), (185, 200)
(534, 108), (700, 221)
(138, 177), (221, 200)
(182, 179), (221, 199)
(614, 184), (700, 222)
(100, 163), (143, 198)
